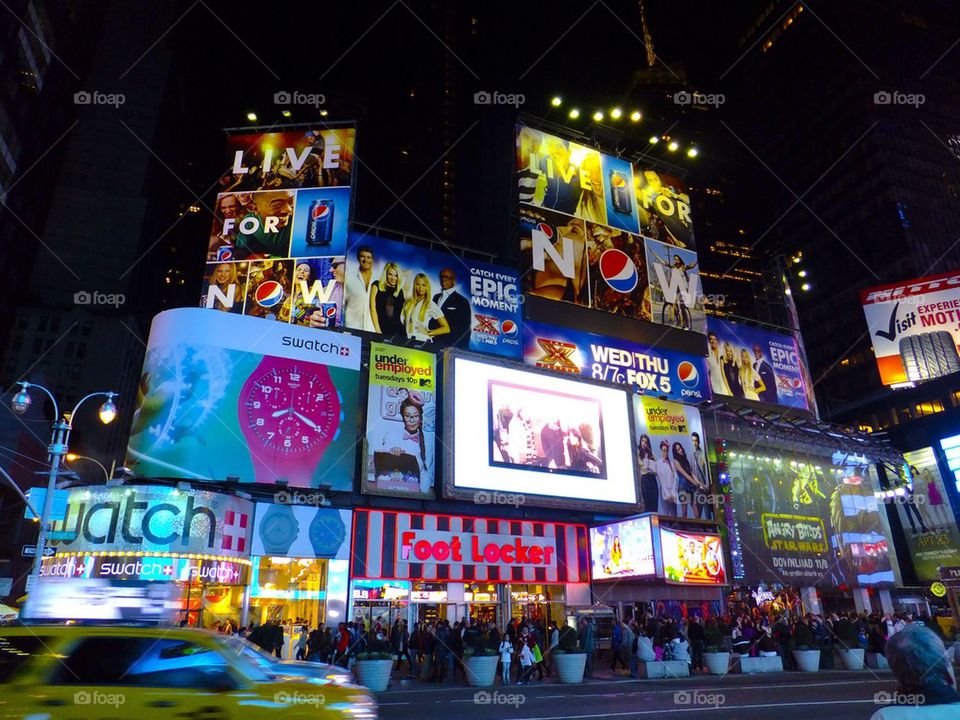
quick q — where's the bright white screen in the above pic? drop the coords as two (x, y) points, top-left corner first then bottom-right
(451, 356), (638, 505)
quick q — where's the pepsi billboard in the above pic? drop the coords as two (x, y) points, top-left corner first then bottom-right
(516, 125), (703, 334)
(200, 127), (355, 329)
(343, 230), (522, 358)
(705, 318), (810, 412)
(522, 318), (710, 404)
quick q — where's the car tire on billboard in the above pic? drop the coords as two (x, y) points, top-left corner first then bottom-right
(899, 331), (960, 382)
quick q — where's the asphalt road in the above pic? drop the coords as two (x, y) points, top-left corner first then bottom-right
(377, 669), (898, 720)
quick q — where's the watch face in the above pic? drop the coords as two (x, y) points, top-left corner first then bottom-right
(244, 365), (343, 455)
(261, 512), (298, 547)
(309, 511), (347, 557)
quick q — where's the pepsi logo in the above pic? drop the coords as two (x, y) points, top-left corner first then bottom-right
(599, 249), (639, 293)
(215, 247), (234, 261)
(500, 319), (519, 337)
(791, 377), (803, 389)
(535, 222), (554, 239)
(324, 305), (337, 318)
(254, 280), (285, 308)
(678, 361), (699, 388)
(312, 204), (330, 219)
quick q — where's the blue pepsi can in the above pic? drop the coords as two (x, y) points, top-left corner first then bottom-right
(321, 302), (338, 327)
(610, 171), (632, 215)
(216, 246), (234, 261)
(307, 200), (333, 246)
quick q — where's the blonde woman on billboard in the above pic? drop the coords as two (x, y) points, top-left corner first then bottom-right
(369, 261), (406, 338)
(575, 152), (607, 225)
(738, 348), (765, 401)
(722, 343), (743, 398)
(402, 273), (449, 343)
(916, 466), (950, 527)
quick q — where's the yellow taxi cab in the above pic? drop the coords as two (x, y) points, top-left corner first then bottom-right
(0, 624), (378, 719)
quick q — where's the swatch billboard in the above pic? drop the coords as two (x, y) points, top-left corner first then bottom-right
(860, 270), (960, 386)
(522, 318), (709, 403)
(126, 308), (361, 490)
(516, 124), (703, 334)
(343, 231), (521, 358)
(200, 127), (355, 328)
(725, 447), (895, 587)
(705, 318), (809, 411)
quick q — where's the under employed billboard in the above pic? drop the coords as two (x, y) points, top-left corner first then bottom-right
(860, 270), (960, 386)
(362, 343), (438, 499)
(725, 447), (895, 587)
(126, 308), (361, 490)
(633, 396), (713, 520)
(706, 318), (809, 411)
(898, 447), (960, 582)
(516, 124), (703, 334)
(521, 318), (709, 403)
(446, 353), (638, 510)
(200, 127), (355, 327)
(343, 231), (521, 358)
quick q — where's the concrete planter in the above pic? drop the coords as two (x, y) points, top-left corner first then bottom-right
(354, 659), (394, 692)
(839, 648), (865, 670)
(793, 649), (821, 672)
(463, 654), (499, 687)
(554, 652), (586, 684)
(866, 652), (889, 670)
(703, 652), (731, 676)
(739, 655), (783, 673)
(638, 660), (690, 678)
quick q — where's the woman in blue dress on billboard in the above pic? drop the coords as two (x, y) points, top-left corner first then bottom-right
(369, 261), (406, 340)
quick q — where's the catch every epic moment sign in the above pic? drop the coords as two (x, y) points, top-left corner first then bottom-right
(861, 269), (960, 386)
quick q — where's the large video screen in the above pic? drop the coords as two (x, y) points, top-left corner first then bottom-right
(590, 515), (656, 580)
(898, 447), (960, 582)
(126, 308), (360, 490)
(861, 270), (960, 386)
(659, 527), (726, 585)
(725, 447), (895, 587)
(448, 354), (638, 509)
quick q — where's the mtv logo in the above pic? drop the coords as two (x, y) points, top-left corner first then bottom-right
(419, 378), (431, 387)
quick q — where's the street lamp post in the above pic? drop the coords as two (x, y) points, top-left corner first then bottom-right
(64, 453), (111, 484)
(12, 382), (118, 617)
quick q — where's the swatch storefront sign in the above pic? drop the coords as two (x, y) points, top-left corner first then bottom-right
(48, 485), (254, 560)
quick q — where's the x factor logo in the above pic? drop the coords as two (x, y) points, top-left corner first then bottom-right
(535, 338), (580, 374)
(474, 314), (500, 335)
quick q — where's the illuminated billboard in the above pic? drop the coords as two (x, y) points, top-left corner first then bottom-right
(126, 308), (360, 490)
(659, 527), (726, 584)
(446, 353), (638, 509)
(897, 447), (960, 581)
(725, 447), (895, 587)
(590, 515), (656, 580)
(343, 231), (521, 358)
(706, 318), (810, 411)
(516, 124), (703, 334)
(521, 318), (710, 403)
(362, 343), (438, 499)
(860, 270), (960, 386)
(200, 127), (355, 326)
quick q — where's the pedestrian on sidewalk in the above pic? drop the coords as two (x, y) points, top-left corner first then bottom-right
(578, 617), (595, 678)
(517, 638), (535, 685)
(498, 633), (514, 685)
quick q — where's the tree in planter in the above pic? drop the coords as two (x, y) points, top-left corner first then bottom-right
(558, 625), (579, 653)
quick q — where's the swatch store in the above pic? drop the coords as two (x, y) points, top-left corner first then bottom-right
(349, 509), (591, 629)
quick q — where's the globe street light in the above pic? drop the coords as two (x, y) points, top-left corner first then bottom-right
(11, 382), (118, 617)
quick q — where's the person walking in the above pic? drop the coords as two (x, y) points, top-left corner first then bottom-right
(517, 638), (535, 685)
(610, 618), (626, 671)
(579, 617), (596, 678)
(499, 632), (514, 685)
(687, 616), (705, 672)
(544, 620), (560, 677)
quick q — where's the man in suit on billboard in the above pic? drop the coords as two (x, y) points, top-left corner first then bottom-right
(752, 344), (778, 404)
(433, 267), (471, 346)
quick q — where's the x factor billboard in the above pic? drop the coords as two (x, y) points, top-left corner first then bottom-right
(521, 318), (709, 403)
(200, 126), (355, 328)
(126, 308), (361, 491)
(343, 231), (522, 358)
(860, 270), (960, 386)
(706, 318), (810, 411)
(516, 124), (702, 334)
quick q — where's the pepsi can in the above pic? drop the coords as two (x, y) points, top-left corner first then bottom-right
(216, 246), (234, 261)
(321, 302), (338, 327)
(307, 200), (334, 246)
(610, 171), (632, 215)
